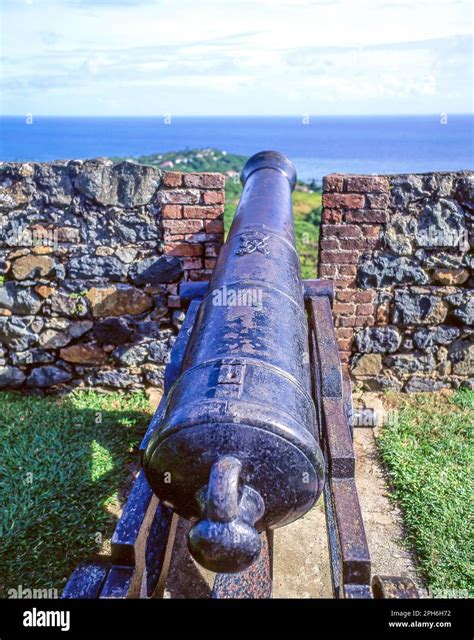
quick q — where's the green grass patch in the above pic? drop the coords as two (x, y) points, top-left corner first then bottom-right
(378, 390), (474, 596)
(0, 390), (152, 597)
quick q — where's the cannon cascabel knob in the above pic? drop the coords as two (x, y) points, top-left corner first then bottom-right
(187, 456), (265, 573)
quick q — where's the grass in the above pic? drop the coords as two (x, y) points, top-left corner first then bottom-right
(378, 389), (474, 596)
(0, 390), (152, 597)
(225, 180), (321, 279)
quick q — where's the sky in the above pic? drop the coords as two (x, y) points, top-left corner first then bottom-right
(0, 0), (473, 116)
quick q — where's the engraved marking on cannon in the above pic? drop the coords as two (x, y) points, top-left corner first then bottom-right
(236, 232), (270, 256)
(215, 362), (246, 398)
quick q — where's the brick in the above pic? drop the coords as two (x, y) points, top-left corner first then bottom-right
(362, 225), (381, 238)
(164, 243), (203, 257)
(203, 191), (225, 205)
(322, 193), (365, 209)
(337, 316), (357, 327)
(204, 258), (217, 269)
(181, 257), (203, 270)
(161, 172), (182, 188)
(323, 174), (344, 192)
(354, 290), (375, 303)
(320, 250), (359, 265)
(183, 204), (223, 220)
(322, 224), (362, 239)
(345, 176), (389, 193)
(366, 193), (389, 209)
(333, 277), (356, 289)
(201, 174), (225, 189)
(322, 209), (343, 224)
(161, 204), (182, 219)
(205, 220), (224, 234)
(339, 265), (357, 276)
(336, 290), (356, 302)
(181, 173), (200, 188)
(183, 173), (225, 189)
(320, 239), (339, 251)
(318, 264), (338, 277)
(357, 303), (374, 316)
(335, 327), (354, 339)
(337, 338), (352, 351)
(163, 219), (204, 234)
(338, 238), (378, 251)
(333, 302), (355, 315)
(164, 232), (186, 242)
(345, 210), (389, 224)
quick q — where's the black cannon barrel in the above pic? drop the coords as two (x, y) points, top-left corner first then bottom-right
(144, 151), (325, 573)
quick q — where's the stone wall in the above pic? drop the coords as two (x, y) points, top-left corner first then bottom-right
(319, 171), (473, 391)
(0, 160), (224, 391)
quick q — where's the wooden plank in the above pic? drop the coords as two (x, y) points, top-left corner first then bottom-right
(145, 507), (178, 598)
(323, 471), (342, 598)
(307, 295), (354, 477)
(331, 478), (371, 587)
(99, 566), (134, 599)
(308, 296), (343, 398)
(322, 397), (355, 479)
(110, 470), (160, 596)
(111, 470), (154, 566)
(61, 562), (109, 599)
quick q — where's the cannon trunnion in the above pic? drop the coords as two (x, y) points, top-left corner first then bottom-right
(143, 151), (325, 573)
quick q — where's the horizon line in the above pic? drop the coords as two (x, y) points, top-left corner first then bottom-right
(1, 113), (473, 119)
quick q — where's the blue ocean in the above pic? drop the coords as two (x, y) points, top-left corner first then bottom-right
(1, 115), (472, 183)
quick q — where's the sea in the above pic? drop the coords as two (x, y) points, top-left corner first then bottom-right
(1, 115), (472, 183)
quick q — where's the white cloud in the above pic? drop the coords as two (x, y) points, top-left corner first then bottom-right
(0, 0), (472, 114)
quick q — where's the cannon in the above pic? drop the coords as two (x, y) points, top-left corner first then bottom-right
(143, 150), (325, 573)
(63, 151), (419, 600)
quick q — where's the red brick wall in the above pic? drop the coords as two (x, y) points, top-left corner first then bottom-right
(320, 175), (389, 366)
(160, 171), (225, 308)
